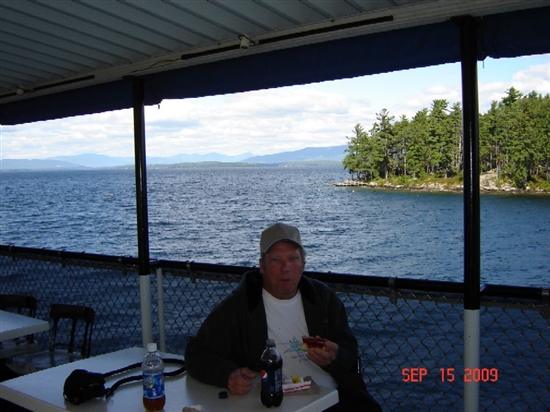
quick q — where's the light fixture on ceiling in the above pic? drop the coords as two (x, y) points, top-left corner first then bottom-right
(238, 34), (255, 49)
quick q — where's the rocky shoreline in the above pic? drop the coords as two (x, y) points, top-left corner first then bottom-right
(332, 172), (549, 194)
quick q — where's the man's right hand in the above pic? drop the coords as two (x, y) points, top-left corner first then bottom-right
(227, 367), (256, 395)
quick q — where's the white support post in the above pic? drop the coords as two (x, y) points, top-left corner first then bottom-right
(140, 274), (153, 348)
(156, 267), (166, 352)
(464, 309), (480, 412)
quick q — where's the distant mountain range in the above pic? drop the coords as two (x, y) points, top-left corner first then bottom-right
(1, 145), (346, 170)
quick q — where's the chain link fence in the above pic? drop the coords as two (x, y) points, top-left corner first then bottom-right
(1, 247), (548, 411)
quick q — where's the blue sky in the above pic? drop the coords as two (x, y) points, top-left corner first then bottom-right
(1, 54), (548, 160)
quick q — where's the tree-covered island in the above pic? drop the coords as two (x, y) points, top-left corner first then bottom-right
(341, 87), (550, 193)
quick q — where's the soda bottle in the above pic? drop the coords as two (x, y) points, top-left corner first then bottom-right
(260, 338), (283, 407)
(142, 343), (165, 412)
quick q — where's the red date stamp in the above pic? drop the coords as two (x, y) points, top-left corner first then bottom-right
(402, 367), (429, 382)
(402, 367), (499, 382)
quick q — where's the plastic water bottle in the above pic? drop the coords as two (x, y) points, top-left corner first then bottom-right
(142, 343), (165, 411)
(260, 338), (283, 407)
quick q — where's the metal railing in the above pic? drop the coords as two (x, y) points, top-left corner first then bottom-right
(1, 245), (548, 411)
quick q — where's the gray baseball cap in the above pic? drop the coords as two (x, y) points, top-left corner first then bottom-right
(260, 223), (302, 254)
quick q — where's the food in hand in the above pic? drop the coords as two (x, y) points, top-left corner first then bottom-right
(299, 336), (326, 350)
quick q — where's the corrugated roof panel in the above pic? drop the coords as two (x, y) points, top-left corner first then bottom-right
(2, 41), (89, 75)
(249, 1), (325, 25)
(0, 62), (34, 86)
(84, 1), (205, 48)
(124, 1), (233, 44)
(42, 1), (177, 53)
(2, 26), (109, 71)
(303, 0), (364, 17)
(346, 0), (401, 13)
(171, 1), (271, 35)
(213, 0), (302, 31)
(0, 0), (547, 109)
(1, 59), (59, 82)
(1, 2), (152, 58)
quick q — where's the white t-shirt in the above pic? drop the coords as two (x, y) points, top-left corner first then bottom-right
(262, 288), (337, 389)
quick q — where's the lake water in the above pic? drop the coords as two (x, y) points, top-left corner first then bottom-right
(1, 166), (548, 287)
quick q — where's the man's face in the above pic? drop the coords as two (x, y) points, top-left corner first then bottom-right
(259, 241), (305, 300)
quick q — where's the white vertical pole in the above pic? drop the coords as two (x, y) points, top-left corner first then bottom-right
(157, 267), (166, 352)
(140, 274), (153, 347)
(464, 309), (480, 412)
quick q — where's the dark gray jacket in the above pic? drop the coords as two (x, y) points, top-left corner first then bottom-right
(185, 270), (381, 411)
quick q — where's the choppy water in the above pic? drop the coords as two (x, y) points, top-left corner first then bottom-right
(1, 166), (548, 287)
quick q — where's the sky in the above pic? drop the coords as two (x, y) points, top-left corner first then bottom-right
(1, 53), (549, 160)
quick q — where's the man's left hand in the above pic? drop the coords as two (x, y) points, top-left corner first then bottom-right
(306, 339), (338, 367)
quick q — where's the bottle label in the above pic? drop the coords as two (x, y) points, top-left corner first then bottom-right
(261, 368), (282, 392)
(143, 372), (165, 399)
(274, 368), (282, 392)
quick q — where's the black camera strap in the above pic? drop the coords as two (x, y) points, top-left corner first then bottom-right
(104, 358), (186, 397)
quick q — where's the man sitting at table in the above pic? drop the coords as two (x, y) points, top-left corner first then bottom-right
(185, 222), (382, 411)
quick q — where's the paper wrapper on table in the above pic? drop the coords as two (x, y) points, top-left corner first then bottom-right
(282, 376), (312, 393)
(182, 405), (207, 412)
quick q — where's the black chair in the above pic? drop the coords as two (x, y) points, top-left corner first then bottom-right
(7, 304), (95, 376)
(0, 295), (39, 359)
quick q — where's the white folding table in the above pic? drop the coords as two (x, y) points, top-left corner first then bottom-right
(0, 347), (338, 412)
(0, 310), (50, 341)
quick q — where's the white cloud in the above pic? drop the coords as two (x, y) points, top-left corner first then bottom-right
(512, 62), (550, 93)
(142, 87), (358, 157)
(478, 61), (550, 110)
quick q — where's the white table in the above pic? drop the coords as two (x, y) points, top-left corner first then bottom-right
(0, 310), (50, 341)
(0, 347), (338, 412)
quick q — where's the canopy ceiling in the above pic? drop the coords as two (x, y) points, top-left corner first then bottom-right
(1, 0), (549, 125)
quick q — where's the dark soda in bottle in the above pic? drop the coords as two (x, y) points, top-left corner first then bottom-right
(142, 343), (165, 411)
(260, 339), (283, 407)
